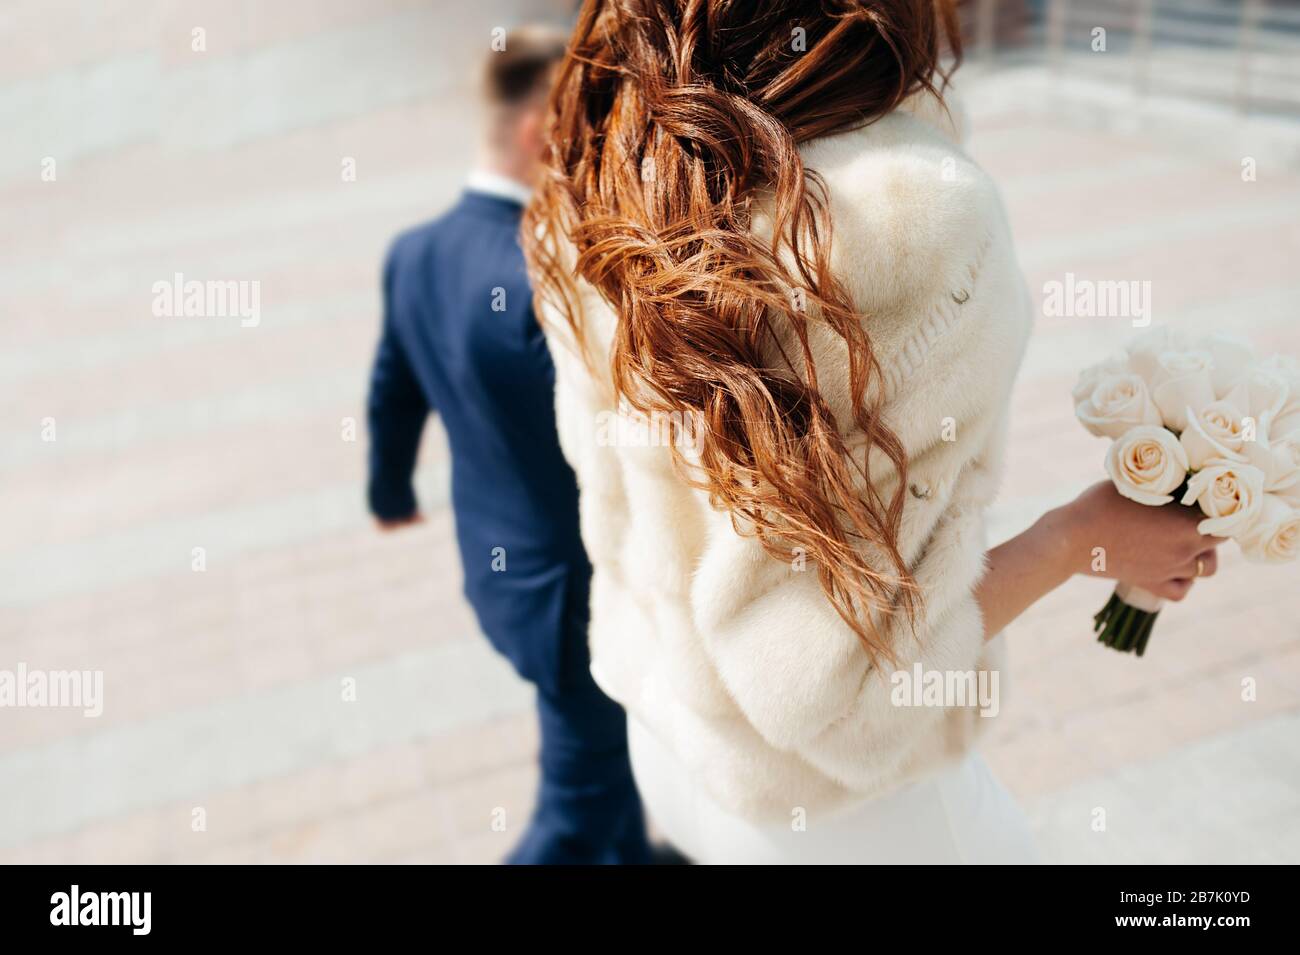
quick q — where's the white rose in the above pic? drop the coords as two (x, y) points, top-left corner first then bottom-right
(1256, 358), (1300, 439)
(1151, 349), (1216, 432)
(1180, 460), (1266, 537)
(1260, 353), (1300, 386)
(1272, 403), (1300, 441)
(1198, 331), (1256, 398)
(1106, 426), (1189, 506)
(1126, 326), (1191, 383)
(1239, 366), (1290, 421)
(1241, 417), (1300, 492)
(1238, 494), (1300, 564)
(1279, 482), (1300, 508)
(1179, 399), (1249, 470)
(1072, 354), (1129, 405)
(1077, 373), (1163, 439)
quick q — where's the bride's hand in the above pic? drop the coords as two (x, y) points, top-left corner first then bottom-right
(1052, 480), (1222, 601)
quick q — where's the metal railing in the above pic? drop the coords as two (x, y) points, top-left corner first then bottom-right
(961, 0), (1300, 116)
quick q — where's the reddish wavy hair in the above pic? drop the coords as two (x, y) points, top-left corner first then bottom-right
(523, 0), (961, 661)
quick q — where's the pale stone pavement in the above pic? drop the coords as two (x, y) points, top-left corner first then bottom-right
(1, 2), (1298, 864)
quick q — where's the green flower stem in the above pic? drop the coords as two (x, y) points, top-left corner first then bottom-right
(1094, 593), (1120, 632)
(1135, 613), (1159, 657)
(1114, 608), (1138, 651)
(1092, 589), (1160, 656)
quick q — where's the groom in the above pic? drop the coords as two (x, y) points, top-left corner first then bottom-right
(365, 27), (652, 864)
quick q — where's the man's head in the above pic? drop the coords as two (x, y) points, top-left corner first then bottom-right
(482, 25), (568, 184)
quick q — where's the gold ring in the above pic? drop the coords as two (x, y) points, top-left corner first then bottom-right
(1195, 557), (1205, 578)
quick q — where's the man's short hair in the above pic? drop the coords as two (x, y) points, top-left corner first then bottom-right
(483, 26), (569, 107)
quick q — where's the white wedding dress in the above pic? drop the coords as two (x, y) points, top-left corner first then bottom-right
(629, 717), (1041, 865)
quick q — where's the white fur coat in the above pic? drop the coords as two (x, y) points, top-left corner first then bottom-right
(539, 91), (1034, 822)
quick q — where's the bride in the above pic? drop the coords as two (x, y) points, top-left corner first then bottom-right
(522, 0), (1219, 864)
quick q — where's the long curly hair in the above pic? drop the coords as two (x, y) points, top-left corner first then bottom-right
(523, 0), (961, 662)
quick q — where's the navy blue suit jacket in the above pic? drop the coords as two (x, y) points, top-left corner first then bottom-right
(367, 190), (590, 696)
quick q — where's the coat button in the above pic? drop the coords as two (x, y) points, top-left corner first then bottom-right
(909, 482), (932, 500)
(952, 289), (970, 304)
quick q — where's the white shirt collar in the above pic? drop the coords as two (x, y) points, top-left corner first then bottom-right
(466, 169), (533, 207)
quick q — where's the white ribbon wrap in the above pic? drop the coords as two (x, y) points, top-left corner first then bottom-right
(1115, 581), (1165, 613)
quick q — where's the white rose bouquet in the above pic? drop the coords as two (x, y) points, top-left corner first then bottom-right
(1075, 328), (1300, 655)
